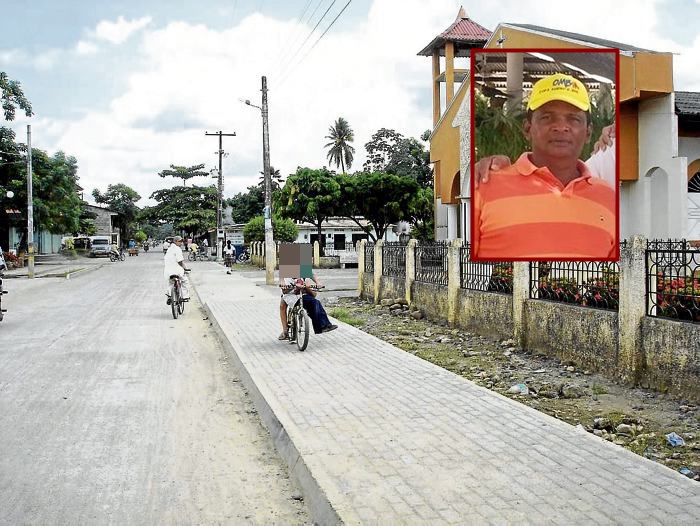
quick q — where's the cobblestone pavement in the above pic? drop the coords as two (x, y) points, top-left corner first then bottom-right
(153, 264), (700, 523)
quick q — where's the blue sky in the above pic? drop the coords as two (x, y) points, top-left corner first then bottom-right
(1, 0), (699, 205)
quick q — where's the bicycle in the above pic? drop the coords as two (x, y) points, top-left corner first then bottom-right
(237, 247), (250, 263)
(0, 266), (7, 323)
(168, 269), (191, 319)
(282, 280), (322, 352)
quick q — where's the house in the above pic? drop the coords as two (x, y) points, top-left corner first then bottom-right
(223, 217), (399, 248)
(422, 7), (692, 242)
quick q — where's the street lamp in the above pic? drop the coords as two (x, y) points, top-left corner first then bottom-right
(243, 75), (275, 285)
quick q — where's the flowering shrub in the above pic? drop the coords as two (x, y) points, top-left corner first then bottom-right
(3, 252), (19, 264)
(537, 264), (620, 311)
(656, 272), (700, 322)
(487, 263), (513, 293)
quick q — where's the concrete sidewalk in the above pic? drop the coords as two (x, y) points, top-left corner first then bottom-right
(190, 263), (700, 525)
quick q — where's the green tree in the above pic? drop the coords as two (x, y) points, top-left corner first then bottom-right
(92, 183), (141, 240)
(158, 163), (208, 186)
(0, 73), (33, 249)
(257, 165), (284, 190)
(324, 117), (355, 174)
(0, 71), (33, 121)
(406, 186), (435, 241)
(4, 148), (84, 251)
(133, 230), (148, 244)
(274, 167), (341, 253)
(243, 215), (298, 243)
(228, 185), (264, 224)
(363, 128), (404, 173)
(336, 171), (420, 242)
(141, 185), (217, 237)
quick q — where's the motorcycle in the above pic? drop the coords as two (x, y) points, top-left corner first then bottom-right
(109, 249), (126, 262)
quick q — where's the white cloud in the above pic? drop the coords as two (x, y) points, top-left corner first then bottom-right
(21, 0), (700, 208)
(93, 15), (152, 45)
(75, 40), (99, 56)
(0, 48), (26, 66)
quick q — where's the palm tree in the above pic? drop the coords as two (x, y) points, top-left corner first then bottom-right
(324, 117), (355, 173)
(258, 165), (283, 191)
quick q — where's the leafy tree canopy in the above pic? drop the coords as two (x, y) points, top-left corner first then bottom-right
(158, 163), (208, 186)
(6, 149), (84, 237)
(243, 215), (298, 243)
(0, 71), (33, 121)
(336, 171), (420, 242)
(142, 185), (217, 238)
(363, 128), (432, 187)
(274, 167), (341, 249)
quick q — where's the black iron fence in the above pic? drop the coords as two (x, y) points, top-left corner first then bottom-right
(415, 241), (449, 286)
(459, 242), (513, 294)
(364, 243), (374, 273)
(382, 241), (406, 278)
(528, 260), (621, 311)
(646, 239), (700, 323)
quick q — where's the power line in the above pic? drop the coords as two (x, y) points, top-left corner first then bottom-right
(276, 0), (339, 82)
(278, 0), (352, 88)
(275, 0), (317, 67)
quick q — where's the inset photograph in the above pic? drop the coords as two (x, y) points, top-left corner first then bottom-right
(470, 49), (619, 261)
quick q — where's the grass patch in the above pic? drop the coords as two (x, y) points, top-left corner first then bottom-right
(329, 307), (365, 327)
(591, 384), (609, 395)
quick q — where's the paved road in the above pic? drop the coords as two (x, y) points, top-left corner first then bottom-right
(0, 253), (310, 524)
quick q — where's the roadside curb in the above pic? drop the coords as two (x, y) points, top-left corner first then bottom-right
(192, 284), (343, 525)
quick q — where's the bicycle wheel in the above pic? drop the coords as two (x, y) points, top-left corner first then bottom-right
(188, 252), (195, 261)
(170, 282), (179, 319)
(296, 309), (310, 351)
(178, 293), (186, 315)
(288, 307), (298, 343)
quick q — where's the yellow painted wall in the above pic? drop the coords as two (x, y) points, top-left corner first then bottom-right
(431, 83), (467, 204)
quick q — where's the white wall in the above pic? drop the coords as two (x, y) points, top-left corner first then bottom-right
(678, 136), (700, 240)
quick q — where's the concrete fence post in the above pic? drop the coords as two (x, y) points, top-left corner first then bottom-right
(373, 240), (384, 305)
(618, 235), (647, 384)
(447, 239), (462, 327)
(405, 239), (417, 305)
(512, 261), (530, 348)
(357, 239), (366, 299)
(313, 241), (320, 268)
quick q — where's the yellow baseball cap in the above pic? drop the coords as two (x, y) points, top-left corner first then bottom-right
(527, 73), (590, 112)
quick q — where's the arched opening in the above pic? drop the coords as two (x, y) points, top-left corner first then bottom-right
(686, 159), (700, 239)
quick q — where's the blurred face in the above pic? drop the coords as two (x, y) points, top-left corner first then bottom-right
(524, 100), (592, 162)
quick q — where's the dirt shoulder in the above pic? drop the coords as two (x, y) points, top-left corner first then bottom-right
(328, 297), (700, 482)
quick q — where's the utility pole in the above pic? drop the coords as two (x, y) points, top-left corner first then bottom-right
(261, 76), (275, 286)
(205, 130), (235, 260)
(26, 125), (35, 279)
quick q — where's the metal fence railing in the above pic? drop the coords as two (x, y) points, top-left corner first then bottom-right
(459, 242), (513, 294)
(528, 260), (621, 311)
(382, 241), (406, 278)
(364, 243), (374, 273)
(646, 239), (700, 323)
(414, 241), (449, 286)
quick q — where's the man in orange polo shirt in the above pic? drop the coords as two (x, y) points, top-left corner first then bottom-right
(472, 73), (616, 260)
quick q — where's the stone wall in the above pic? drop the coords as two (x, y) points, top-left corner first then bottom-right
(357, 237), (700, 403)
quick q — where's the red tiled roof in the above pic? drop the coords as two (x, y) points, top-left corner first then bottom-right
(417, 8), (491, 56)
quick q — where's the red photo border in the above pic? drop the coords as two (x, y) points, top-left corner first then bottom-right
(469, 47), (621, 262)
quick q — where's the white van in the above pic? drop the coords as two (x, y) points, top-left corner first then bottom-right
(89, 236), (112, 257)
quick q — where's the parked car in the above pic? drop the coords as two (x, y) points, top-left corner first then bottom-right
(88, 236), (112, 258)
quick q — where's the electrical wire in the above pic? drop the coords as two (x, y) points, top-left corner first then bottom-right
(277, 0), (352, 88)
(275, 0), (339, 83)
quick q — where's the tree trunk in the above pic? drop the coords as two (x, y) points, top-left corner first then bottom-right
(316, 221), (325, 256)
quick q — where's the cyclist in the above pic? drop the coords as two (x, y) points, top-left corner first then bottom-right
(163, 235), (191, 304)
(278, 275), (337, 340)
